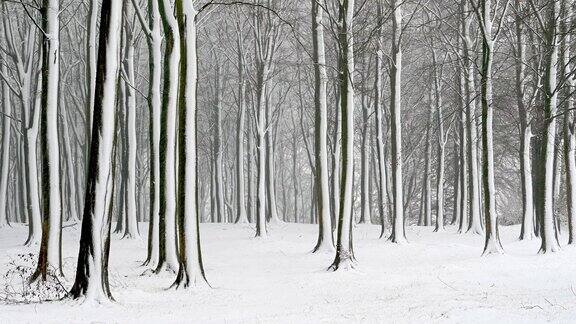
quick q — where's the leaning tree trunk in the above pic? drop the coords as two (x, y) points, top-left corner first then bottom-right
(388, 0), (406, 244)
(311, 0), (334, 253)
(329, 0), (356, 271)
(32, 0), (63, 281)
(171, 1), (208, 289)
(69, 0), (123, 301)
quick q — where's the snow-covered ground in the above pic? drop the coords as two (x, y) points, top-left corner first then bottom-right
(1, 222), (576, 323)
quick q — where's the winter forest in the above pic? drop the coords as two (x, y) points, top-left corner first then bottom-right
(1, 0), (576, 322)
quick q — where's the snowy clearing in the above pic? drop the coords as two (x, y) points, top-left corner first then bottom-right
(1, 223), (575, 323)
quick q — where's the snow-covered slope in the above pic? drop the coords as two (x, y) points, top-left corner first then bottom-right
(1, 223), (575, 323)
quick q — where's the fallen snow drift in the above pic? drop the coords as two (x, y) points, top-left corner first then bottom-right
(1, 223), (576, 323)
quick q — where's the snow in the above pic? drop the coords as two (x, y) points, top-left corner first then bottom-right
(2, 223), (576, 323)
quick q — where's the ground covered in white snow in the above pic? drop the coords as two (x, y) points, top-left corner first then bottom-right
(1, 223), (576, 323)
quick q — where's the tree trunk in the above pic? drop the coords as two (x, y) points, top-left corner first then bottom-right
(311, 0), (334, 252)
(536, 0), (561, 253)
(32, 0), (63, 281)
(461, 0), (483, 235)
(171, 1), (208, 289)
(476, 0), (504, 255)
(329, 0), (356, 271)
(69, 0), (123, 301)
(155, 0), (180, 272)
(388, 0), (406, 244)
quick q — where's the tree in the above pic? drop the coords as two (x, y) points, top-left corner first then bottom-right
(470, 0), (507, 255)
(461, 0), (483, 235)
(329, 0), (356, 271)
(514, 0), (535, 241)
(235, 17), (248, 224)
(311, 0), (334, 253)
(31, 0), (63, 281)
(155, 0), (180, 272)
(0, 54), (10, 227)
(388, 0), (407, 244)
(69, 0), (123, 301)
(171, 0), (208, 289)
(533, 0), (561, 253)
(129, 0), (163, 266)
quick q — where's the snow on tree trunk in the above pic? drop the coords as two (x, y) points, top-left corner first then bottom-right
(374, 6), (389, 238)
(461, 0), (483, 235)
(432, 50), (446, 233)
(311, 0), (334, 253)
(562, 0), (576, 245)
(0, 59), (10, 228)
(475, 0), (504, 255)
(360, 88), (371, 225)
(171, 1), (208, 289)
(130, 0), (163, 266)
(235, 24), (248, 224)
(156, 0), (180, 272)
(214, 64), (226, 223)
(25, 77), (42, 246)
(515, 0), (534, 241)
(329, 0), (356, 271)
(122, 7), (140, 239)
(536, 0), (561, 253)
(69, 0), (123, 302)
(420, 86), (433, 227)
(265, 103), (281, 224)
(388, 0), (407, 244)
(32, 0), (63, 281)
(457, 39), (469, 234)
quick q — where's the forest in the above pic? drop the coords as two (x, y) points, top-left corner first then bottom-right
(1, 0), (576, 322)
